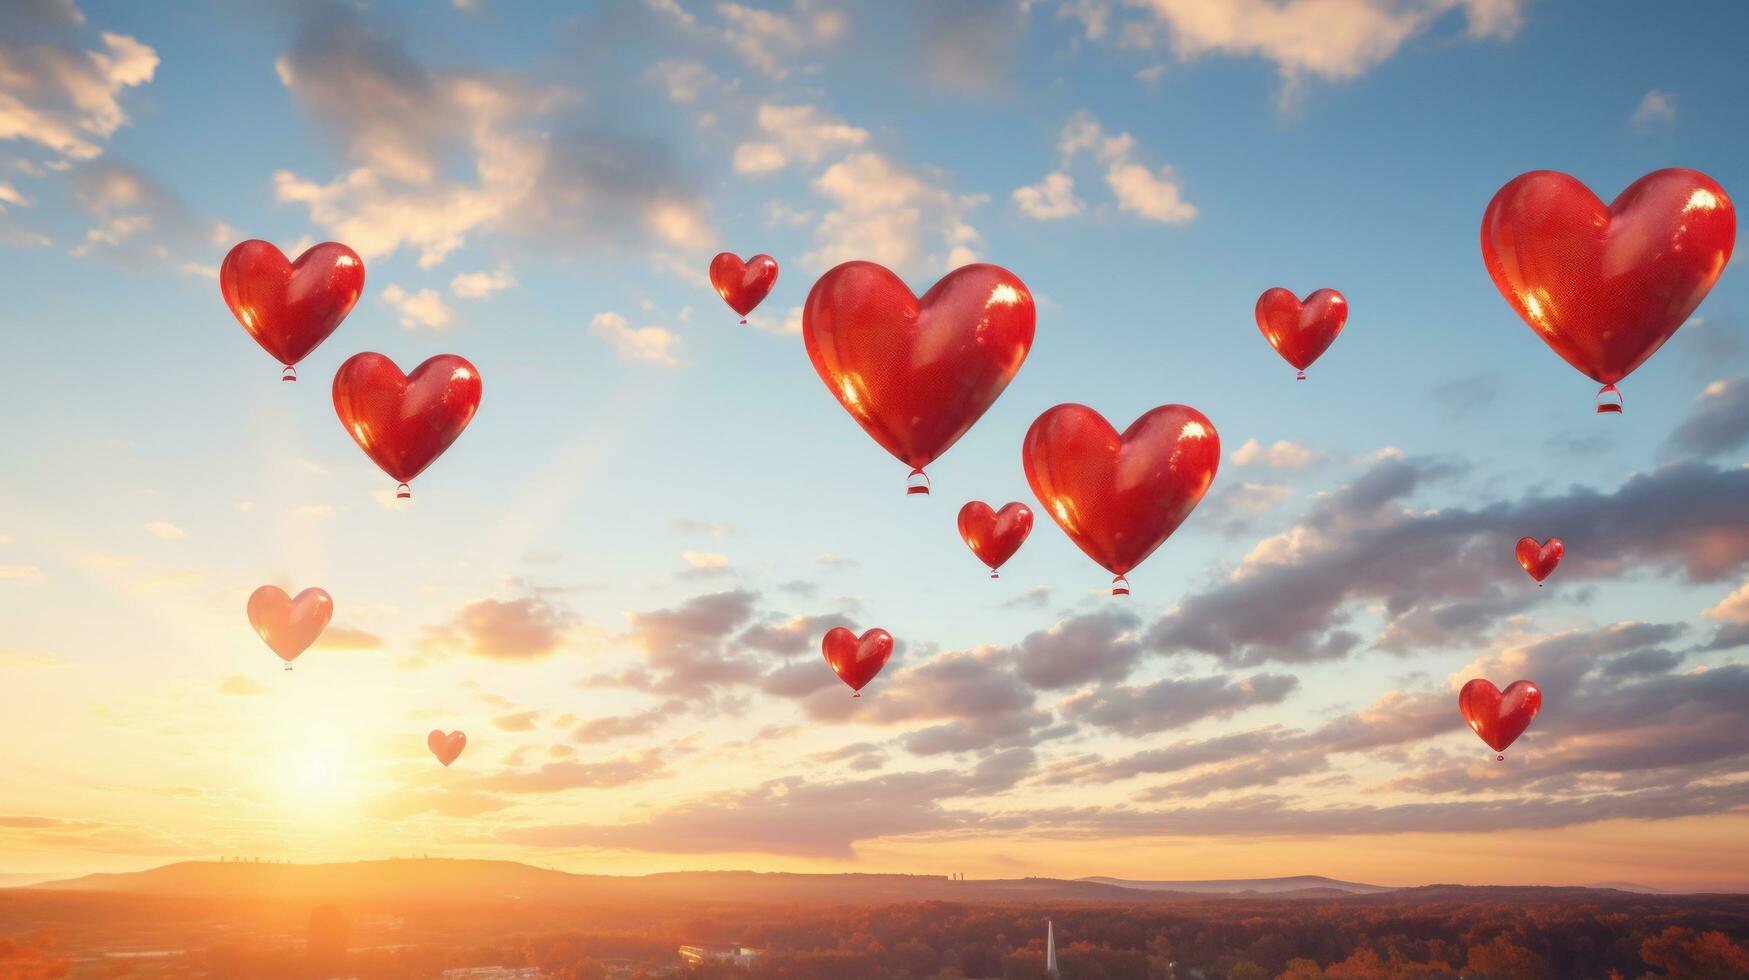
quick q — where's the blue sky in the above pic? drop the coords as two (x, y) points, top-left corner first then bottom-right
(1, 0), (1746, 887)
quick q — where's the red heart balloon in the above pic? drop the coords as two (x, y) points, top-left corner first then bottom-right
(821, 626), (893, 696)
(957, 501), (1033, 577)
(1255, 287), (1347, 378)
(804, 262), (1035, 491)
(1458, 678), (1542, 755)
(1023, 404), (1220, 593)
(1481, 169), (1735, 403)
(246, 585), (332, 668)
(709, 252), (779, 320)
(332, 353), (482, 495)
(1515, 536), (1564, 584)
(428, 730), (467, 767)
(220, 240), (364, 378)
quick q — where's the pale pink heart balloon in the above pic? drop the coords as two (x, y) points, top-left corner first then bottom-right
(246, 585), (332, 669)
(428, 730), (467, 767)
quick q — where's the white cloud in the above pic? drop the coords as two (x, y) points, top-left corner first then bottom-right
(381, 284), (454, 330)
(0, 30), (158, 161)
(1016, 110), (1195, 225)
(1105, 160), (1196, 223)
(744, 305), (803, 336)
(63, 159), (225, 270)
(733, 102), (869, 175)
(1013, 171), (1083, 220)
(644, 0), (845, 79)
(683, 550), (730, 571)
(1123, 0), (1522, 104)
(590, 311), (680, 366)
(272, 12), (713, 268)
(644, 59), (718, 103)
(1703, 583), (1749, 623)
(1058, 0), (1113, 39)
(1630, 89), (1677, 130)
(805, 152), (986, 273)
(1227, 482), (1295, 514)
(451, 268), (515, 299)
(720, 2), (847, 78)
(1229, 438), (1316, 468)
(144, 521), (185, 540)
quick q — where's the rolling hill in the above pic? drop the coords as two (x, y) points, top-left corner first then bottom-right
(1081, 874), (1393, 896)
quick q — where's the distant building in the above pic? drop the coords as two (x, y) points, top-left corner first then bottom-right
(678, 944), (762, 967)
(438, 968), (545, 979)
(1046, 920), (1059, 979)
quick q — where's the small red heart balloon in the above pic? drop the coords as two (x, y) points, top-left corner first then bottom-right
(822, 626), (893, 695)
(709, 252), (779, 319)
(220, 240), (364, 377)
(332, 353), (482, 494)
(428, 730), (467, 767)
(804, 261), (1035, 490)
(957, 501), (1033, 576)
(1481, 169), (1735, 399)
(1515, 536), (1564, 584)
(1458, 679), (1542, 755)
(246, 585), (332, 666)
(1255, 287), (1347, 378)
(1023, 404), (1219, 591)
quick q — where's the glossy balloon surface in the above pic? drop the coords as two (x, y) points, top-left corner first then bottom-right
(427, 730), (467, 767)
(1255, 286), (1347, 373)
(1022, 404), (1219, 577)
(1458, 679), (1542, 753)
(804, 261), (1034, 473)
(1515, 536), (1564, 583)
(709, 252), (779, 317)
(957, 501), (1033, 573)
(821, 626), (894, 693)
(246, 585), (332, 664)
(1481, 168), (1735, 386)
(332, 353), (482, 485)
(220, 240), (364, 368)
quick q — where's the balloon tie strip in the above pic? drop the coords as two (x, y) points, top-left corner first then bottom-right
(989, 570), (1000, 579)
(852, 691), (862, 699)
(1496, 754), (1505, 762)
(1111, 574), (1130, 597)
(1295, 369), (1307, 381)
(906, 467), (931, 495)
(396, 483), (412, 500)
(283, 663), (293, 672)
(281, 365), (297, 382)
(1596, 383), (1623, 414)
(739, 318), (748, 325)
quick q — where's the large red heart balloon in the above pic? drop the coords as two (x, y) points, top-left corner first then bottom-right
(1481, 169), (1735, 404)
(246, 585), (332, 669)
(220, 240), (364, 379)
(1255, 287), (1347, 378)
(332, 353), (482, 495)
(1023, 404), (1219, 594)
(709, 252), (779, 321)
(804, 261), (1035, 492)
(428, 730), (467, 767)
(822, 626), (893, 696)
(1458, 678), (1542, 756)
(1515, 536), (1564, 585)
(957, 501), (1033, 577)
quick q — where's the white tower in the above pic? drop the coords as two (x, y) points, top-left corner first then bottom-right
(1046, 919), (1059, 978)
